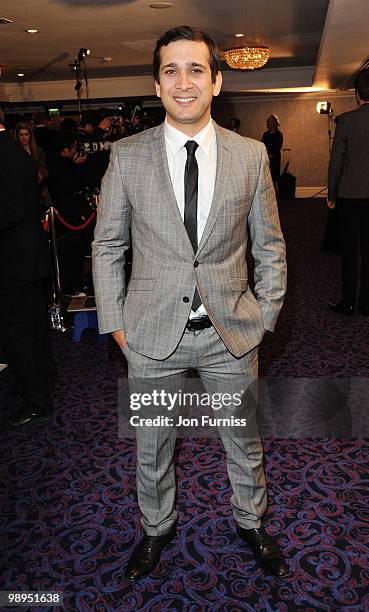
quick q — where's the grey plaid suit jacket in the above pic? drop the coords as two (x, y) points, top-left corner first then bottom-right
(92, 121), (286, 359)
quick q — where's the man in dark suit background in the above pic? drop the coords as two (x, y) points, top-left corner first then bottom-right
(328, 69), (369, 316)
(33, 110), (58, 164)
(0, 108), (57, 426)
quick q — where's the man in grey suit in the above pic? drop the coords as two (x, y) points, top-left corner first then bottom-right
(93, 26), (288, 580)
(328, 68), (369, 316)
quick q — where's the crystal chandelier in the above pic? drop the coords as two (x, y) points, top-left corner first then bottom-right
(224, 45), (270, 70)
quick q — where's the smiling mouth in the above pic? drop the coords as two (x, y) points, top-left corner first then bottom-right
(173, 97), (197, 104)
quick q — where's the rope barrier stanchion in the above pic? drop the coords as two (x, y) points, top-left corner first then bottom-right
(47, 206), (67, 332)
(46, 199), (97, 331)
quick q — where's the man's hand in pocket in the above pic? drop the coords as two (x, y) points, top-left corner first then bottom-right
(112, 329), (127, 350)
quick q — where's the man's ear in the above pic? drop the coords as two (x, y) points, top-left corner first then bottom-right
(155, 80), (161, 98)
(213, 71), (222, 97)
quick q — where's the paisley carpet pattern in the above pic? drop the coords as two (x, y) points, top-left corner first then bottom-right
(1, 199), (369, 610)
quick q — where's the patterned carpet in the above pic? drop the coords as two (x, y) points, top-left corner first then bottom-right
(1, 199), (369, 611)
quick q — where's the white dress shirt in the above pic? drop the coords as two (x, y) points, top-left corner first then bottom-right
(164, 118), (217, 316)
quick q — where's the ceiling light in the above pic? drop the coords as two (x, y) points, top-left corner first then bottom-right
(26, 28), (38, 33)
(150, 3), (173, 8)
(224, 45), (270, 70)
(17, 72), (25, 77)
(234, 33), (244, 38)
(0, 18), (13, 24)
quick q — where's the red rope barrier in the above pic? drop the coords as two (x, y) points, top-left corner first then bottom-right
(53, 209), (96, 231)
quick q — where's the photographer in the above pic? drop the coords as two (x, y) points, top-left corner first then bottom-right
(48, 132), (95, 295)
(78, 110), (113, 177)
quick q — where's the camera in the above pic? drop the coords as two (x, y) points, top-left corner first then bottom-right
(110, 105), (125, 127)
(77, 140), (105, 156)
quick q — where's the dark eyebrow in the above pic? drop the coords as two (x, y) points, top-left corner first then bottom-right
(190, 62), (207, 69)
(161, 62), (207, 70)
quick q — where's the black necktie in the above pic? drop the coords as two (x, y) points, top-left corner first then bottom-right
(184, 140), (201, 311)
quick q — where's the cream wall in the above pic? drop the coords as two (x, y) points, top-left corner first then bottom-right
(213, 93), (357, 187)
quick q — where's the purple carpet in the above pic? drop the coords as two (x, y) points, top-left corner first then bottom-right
(1, 199), (369, 611)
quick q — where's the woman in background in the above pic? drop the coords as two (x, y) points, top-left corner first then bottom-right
(16, 121), (49, 184)
(16, 121), (51, 212)
(262, 114), (283, 197)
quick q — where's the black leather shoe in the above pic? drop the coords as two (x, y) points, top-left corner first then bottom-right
(9, 401), (54, 427)
(236, 525), (290, 578)
(328, 301), (354, 315)
(124, 527), (176, 580)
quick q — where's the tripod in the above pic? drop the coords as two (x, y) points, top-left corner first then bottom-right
(69, 50), (90, 122)
(312, 107), (334, 199)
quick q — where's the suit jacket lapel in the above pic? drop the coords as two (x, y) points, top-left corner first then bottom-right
(197, 122), (231, 254)
(149, 124), (194, 252)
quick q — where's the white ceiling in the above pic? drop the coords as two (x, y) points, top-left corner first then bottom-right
(0, 0), (368, 103)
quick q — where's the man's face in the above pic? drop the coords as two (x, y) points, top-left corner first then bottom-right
(84, 123), (94, 134)
(62, 142), (77, 158)
(155, 39), (222, 136)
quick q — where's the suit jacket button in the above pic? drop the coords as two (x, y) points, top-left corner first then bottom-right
(183, 297), (189, 303)
(194, 261), (199, 267)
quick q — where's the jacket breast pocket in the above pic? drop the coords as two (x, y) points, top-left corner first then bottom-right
(223, 197), (251, 213)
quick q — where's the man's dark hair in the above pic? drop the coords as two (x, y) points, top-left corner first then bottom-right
(55, 132), (76, 153)
(153, 25), (220, 83)
(354, 68), (369, 102)
(60, 117), (78, 134)
(81, 110), (98, 128)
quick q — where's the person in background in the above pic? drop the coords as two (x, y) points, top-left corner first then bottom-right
(79, 109), (113, 139)
(0, 108), (57, 427)
(48, 113), (64, 133)
(15, 121), (49, 184)
(78, 110), (112, 174)
(327, 68), (369, 316)
(48, 132), (96, 296)
(228, 117), (241, 133)
(60, 117), (79, 136)
(261, 114), (283, 196)
(33, 110), (59, 163)
(127, 111), (147, 135)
